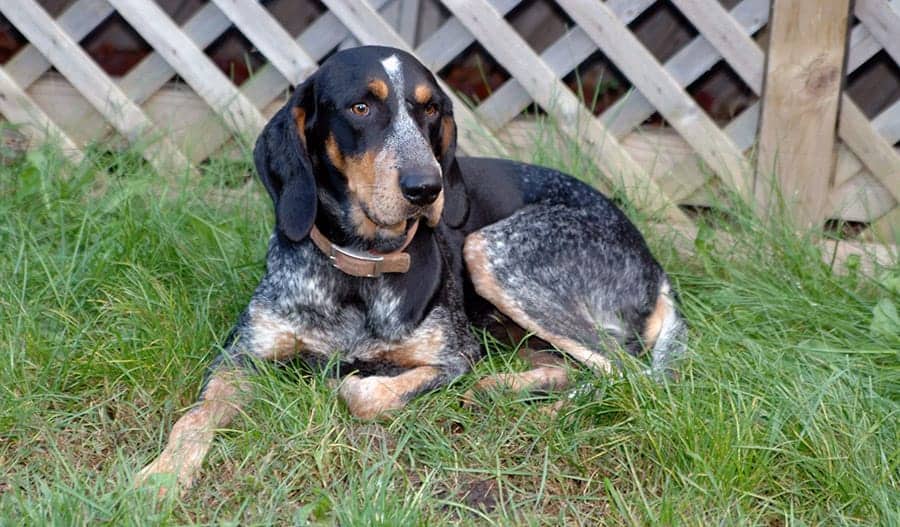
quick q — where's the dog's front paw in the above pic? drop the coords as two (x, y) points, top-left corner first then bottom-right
(338, 375), (406, 420)
(134, 453), (198, 499)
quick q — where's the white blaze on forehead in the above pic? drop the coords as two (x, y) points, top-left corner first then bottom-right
(379, 55), (440, 171)
(381, 55), (402, 81)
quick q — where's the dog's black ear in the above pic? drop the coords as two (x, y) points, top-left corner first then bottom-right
(254, 77), (317, 242)
(438, 113), (469, 228)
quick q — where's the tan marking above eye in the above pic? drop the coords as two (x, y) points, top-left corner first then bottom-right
(413, 84), (432, 104)
(368, 79), (389, 100)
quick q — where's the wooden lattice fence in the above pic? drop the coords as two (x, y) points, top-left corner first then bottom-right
(0, 0), (898, 263)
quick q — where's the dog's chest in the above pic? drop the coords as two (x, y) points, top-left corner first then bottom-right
(257, 248), (418, 358)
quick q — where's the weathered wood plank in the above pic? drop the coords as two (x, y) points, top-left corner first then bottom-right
(558, 0), (753, 199)
(117, 3), (233, 104)
(397, 0), (421, 45)
(756, 0), (852, 227)
(838, 98), (900, 202)
(681, 0), (897, 232)
(0, 66), (83, 161)
(855, 0), (900, 65)
(441, 0), (693, 225)
(3, 0), (114, 89)
(52, 2), (236, 152)
(601, 0), (769, 138)
(871, 99), (900, 144)
(670, 0), (763, 92)
(321, 0), (509, 158)
(210, 0), (317, 85)
(415, 0), (522, 71)
(477, 0), (657, 131)
(828, 172), (897, 222)
(851, 0), (900, 240)
(108, 0), (266, 136)
(0, 0), (192, 175)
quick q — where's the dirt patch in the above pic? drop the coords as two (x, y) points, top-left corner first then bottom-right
(460, 478), (498, 513)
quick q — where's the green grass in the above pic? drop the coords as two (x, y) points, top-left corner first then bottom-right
(1, 132), (898, 526)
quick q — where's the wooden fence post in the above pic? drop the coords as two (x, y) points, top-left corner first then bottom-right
(756, 0), (852, 228)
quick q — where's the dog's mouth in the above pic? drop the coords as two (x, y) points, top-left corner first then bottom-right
(360, 203), (422, 231)
(358, 204), (420, 252)
(368, 217), (418, 253)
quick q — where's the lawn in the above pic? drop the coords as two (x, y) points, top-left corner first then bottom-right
(0, 135), (898, 526)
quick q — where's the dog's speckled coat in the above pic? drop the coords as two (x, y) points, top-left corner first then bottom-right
(136, 46), (686, 493)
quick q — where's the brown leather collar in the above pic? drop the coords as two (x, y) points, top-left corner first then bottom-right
(309, 220), (419, 277)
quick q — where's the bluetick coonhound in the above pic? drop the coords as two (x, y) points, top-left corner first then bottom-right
(136, 46), (686, 491)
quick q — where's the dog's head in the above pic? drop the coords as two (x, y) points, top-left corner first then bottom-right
(254, 46), (467, 250)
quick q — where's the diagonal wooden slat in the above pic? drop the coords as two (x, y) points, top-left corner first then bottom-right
(839, 102), (900, 203)
(4, 1), (238, 154)
(3, 0), (114, 90)
(440, 0), (693, 225)
(414, 0), (523, 71)
(209, 0), (317, 85)
(871, 99), (900, 144)
(601, 0), (769, 138)
(476, 0), (657, 131)
(0, 66), (83, 162)
(321, 0), (509, 158)
(854, 0), (900, 241)
(108, 0), (266, 137)
(53, 3), (235, 152)
(0, 0), (192, 176)
(856, 0), (900, 65)
(117, 2), (233, 105)
(608, 0), (896, 230)
(846, 8), (889, 72)
(558, 0), (753, 201)
(669, 0), (763, 92)
(19, 1), (254, 153)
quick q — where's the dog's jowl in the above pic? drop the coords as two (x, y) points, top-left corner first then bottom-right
(136, 46), (686, 492)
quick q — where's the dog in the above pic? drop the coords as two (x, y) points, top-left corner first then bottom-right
(136, 45), (686, 491)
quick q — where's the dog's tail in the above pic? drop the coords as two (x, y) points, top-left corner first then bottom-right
(649, 280), (688, 377)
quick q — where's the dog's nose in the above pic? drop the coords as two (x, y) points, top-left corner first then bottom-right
(399, 172), (442, 206)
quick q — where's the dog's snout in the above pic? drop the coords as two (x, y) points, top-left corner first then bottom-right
(400, 172), (442, 206)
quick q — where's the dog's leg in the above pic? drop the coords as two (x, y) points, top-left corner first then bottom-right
(136, 308), (306, 494)
(464, 228), (615, 374)
(339, 366), (445, 420)
(463, 349), (571, 405)
(339, 309), (474, 420)
(134, 365), (249, 494)
(463, 206), (683, 376)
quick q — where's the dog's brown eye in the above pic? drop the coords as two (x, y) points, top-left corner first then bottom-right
(350, 103), (369, 116)
(424, 103), (439, 117)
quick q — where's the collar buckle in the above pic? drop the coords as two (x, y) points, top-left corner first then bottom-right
(328, 244), (384, 277)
